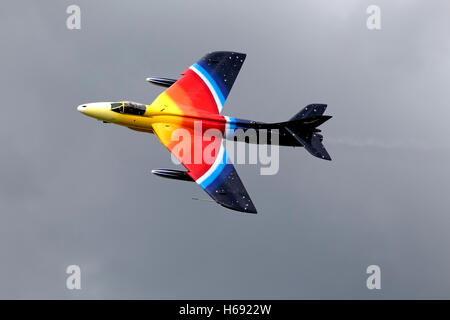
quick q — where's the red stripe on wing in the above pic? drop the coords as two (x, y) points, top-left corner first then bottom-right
(168, 69), (219, 115)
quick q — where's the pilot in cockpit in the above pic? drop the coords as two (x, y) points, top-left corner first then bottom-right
(110, 101), (146, 115)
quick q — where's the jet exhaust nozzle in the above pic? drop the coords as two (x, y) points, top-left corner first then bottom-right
(151, 169), (193, 182)
(146, 77), (177, 88)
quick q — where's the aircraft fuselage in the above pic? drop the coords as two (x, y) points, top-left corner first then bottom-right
(77, 101), (312, 147)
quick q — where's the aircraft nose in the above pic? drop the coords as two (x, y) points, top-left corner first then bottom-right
(77, 104), (87, 112)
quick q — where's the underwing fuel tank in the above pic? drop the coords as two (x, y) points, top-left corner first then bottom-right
(151, 169), (193, 182)
(146, 77), (177, 88)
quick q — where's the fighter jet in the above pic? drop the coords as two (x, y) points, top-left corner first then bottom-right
(77, 51), (332, 213)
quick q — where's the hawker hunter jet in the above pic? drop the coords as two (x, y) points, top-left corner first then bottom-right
(77, 51), (332, 213)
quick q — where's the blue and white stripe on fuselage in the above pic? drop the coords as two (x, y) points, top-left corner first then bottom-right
(224, 116), (237, 139)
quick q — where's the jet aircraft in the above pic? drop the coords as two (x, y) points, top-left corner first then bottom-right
(78, 51), (332, 213)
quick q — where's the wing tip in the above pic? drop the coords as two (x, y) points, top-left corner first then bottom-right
(221, 202), (258, 214)
(219, 193), (258, 214)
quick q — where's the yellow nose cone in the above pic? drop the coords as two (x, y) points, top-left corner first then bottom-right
(77, 102), (113, 121)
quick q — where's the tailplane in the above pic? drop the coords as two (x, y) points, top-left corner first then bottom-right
(285, 104), (332, 161)
(290, 103), (328, 121)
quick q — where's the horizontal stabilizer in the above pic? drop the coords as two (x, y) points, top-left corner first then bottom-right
(286, 128), (331, 160)
(290, 104), (327, 121)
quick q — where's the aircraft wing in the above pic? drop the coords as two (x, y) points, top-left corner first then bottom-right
(150, 51), (255, 213)
(161, 51), (246, 115)
(153, 122), (257, 213)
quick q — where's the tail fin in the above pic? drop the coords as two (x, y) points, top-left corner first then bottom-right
(286, 104), (332, 161)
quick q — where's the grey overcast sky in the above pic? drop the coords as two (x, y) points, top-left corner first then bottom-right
(1, 0), (450, 299)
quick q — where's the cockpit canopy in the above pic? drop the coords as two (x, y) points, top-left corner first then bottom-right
(111, 101), (146, 115)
